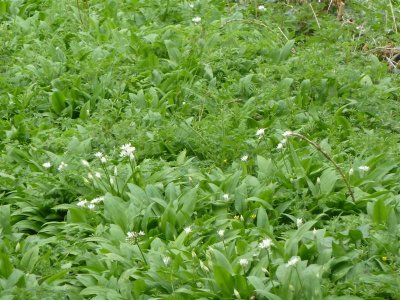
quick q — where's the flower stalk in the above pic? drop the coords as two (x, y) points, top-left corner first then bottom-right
(287, 132), (355, 202)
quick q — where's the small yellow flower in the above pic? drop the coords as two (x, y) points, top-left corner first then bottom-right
(234, 215), (240, 220)
(382, 256), (388, 262)
(251, 213), (257, 219)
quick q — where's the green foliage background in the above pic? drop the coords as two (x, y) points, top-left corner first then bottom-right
(0, 0), (400, 299)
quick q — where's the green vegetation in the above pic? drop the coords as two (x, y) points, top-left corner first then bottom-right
(1, 0), (400, 299)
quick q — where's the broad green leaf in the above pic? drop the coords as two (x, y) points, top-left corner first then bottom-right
(212, 249), (233, 273)
(213, 265), (234, 296)
(20, 245), (39, 272)
(180, 187), (198, 217)
(104, 195), (128, 231)
(0, 252), (13, 278)
(80, 101), (91, 120)
(320, 168), (339, 194)
(285, 220), (317, 257)
(367, 198), (389, 225)
(0, 205), (11, 235)
(257, 156), (274, 179)
(278, 39), (295, 62)
(51, 90), (66, 114)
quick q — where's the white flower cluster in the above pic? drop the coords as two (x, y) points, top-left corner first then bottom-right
(259, 238), (273, 249)
(239, 258), (249, 267)
(258, 5), (266, 12)
(163, 256), (171, 266)
(256, 128), (265, 138)
(276, 138), (287, 150)
(287, 256), (300, 267)
(126, 231), (145, 240)
(120, 143), (135, 159)
(42, 162), (51, 169)
(192, 16), (201, 24)
(77, 196), (104, 209)
(276, 131), (293, 150)
(94, 152), (107, 163)
(58, 161), (68, 171)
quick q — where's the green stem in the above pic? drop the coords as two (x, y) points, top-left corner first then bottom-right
(289, 132), (355, 202)
(136, 241), (148, 265)
(294, 266), (305, 298)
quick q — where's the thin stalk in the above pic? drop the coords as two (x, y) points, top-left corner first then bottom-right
(76, 0), (84, 26)
(309, 3), (321, 29)
(266, 251), (276, 290)
(100, 162), (115, 194)
(136, 240), (148, 265)
(294, 266), (305, 297)
(388, 0), (398, 33)
(289, 132), (355, 202)
(221, 18), (288, 41)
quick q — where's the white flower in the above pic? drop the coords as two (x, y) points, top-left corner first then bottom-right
(282, 131), (293, 137)
(120, 143), (136, 158)
(358, 165), (369, 172)
(57, 161), (67, 171)
(276, 138), (287, 150)
(100, 156), (107, 164)
(77, 199), (88, 207)
(296, 218), (303, 228)
(126, 231), (145, 240)
(316, 177), (320, 184)
(259, 238), (273, 249)
(349, 168), (354, 175)
(126, 232), (135, 239)
(217, 229), (225, 238)
(258, 5), (266, 11)
(192, 16), (201, 24)
(188, 3), (194, 9)
(91, 196), (104, 204)
(223, 193), (229, 201)
(287, 256), (300, 267)
(163, 256), (171, 266)
(95, 152), (103, 159)
(239, 258), (249, 267)
(88, 173), (93, 180)
(81, 160), (90, 167)
(42, 162), (51, 169)
(184, 226), (192, 234)
(241, 155), (248, 162)
(87, 203), (96, 210)
(256, 128), (265, 137)
(95, 172), (101, 178)
(313, 228), (318, 237)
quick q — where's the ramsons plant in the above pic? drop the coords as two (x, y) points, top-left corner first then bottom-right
(1, 0), (400, 299)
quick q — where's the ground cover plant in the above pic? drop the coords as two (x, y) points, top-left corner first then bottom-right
(1, 0), (400, 299)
